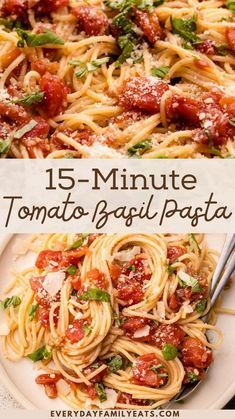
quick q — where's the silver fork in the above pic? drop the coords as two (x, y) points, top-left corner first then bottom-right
(168, 234), (235, 405)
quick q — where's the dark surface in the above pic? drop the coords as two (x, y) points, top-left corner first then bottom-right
(224, 397), (235, 409)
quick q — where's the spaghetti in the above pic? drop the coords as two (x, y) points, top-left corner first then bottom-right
(0, 233), (223, 409)
(0, 1), (235, 159)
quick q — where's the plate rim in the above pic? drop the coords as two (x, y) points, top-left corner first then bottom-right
(0, 234), (234, 410)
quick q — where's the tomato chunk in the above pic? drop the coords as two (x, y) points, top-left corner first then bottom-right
(0, 102), (29, 125)
(40, 72), (67, 117)
(86, 385), (97, 399)
(35, 250), (62, 270)
(119, 77), (169, 114)
(36, 374), (61, 385)
(121, 316), (149, 333)
(44, 383), (57, 399)
(118, 392), (150, 406)
(134, 9), (163, 44)
(65, 319), (86, 343)
(83, 360), (107, 383)
(167, 246), (186, 263)
(153, 324), (185, 349)
(195, 40), (216, 55)
(166, 95), (202, 125)
(181, 337), (213, 369)
(23, 116), (50, 140)
(31, 59), (59, 76)
(132, 353), (168, 387)
(226, 27), (235, 52)
(183, 366), (205, 384)
(72, 6), (109, 36)
(86, 268), (106, 289)
(35, 0), (68, 14)
(2, 0), (26, 17)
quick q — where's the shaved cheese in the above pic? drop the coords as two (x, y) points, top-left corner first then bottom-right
(182, 302), (194, 318)
(97, 388), (118, 409)
(82, 143), (124, 159)
(0, 312), (10, 336)
(157, 301), (165, 319)
(42, 271), (65, 297)
(113, 246), (141, 262)
(57, 379), (71, 396)
(133, 325), (150, 338)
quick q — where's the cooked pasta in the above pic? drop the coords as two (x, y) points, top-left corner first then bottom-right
(0, 233), (223, 409)
(0, 0), (235, 159)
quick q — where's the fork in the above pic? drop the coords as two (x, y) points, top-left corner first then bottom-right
(169, 234), (235, 404)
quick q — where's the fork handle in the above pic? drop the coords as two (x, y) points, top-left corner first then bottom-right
(210, 234), (235, 298)
(210, 248), (235, 308)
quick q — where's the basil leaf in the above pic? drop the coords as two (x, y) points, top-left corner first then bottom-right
(17, 29), (64, 47)
(150, 363), (164, 373)
(182, 40), (195, 50)
(166, 264), (176, 275)
(29, 303), (39, 321)
(28, 345), (52, 362)
(78, 288), (111, 302)
(70, 57), (110, 78)
(216, 44), (229, 56)
(188, 233), (201, 254)
(226, 0), (235, 12)
(0, 295), (21, 310)
(12, 91), (44, 106)
(0, 18), (15, 30)
(0, 139), (10, 155)
(69, 233), (89, 249)
(162, 343), (178, 360)
(137, 0), (164, 10)
(82, 324), (93, 336)
(95, 383), (107, 402)
(151, 65), (169, 79)
(14, 120), (37, 139)
(113, 310), (121, 326)
(107, 355), (123, 372)
(113, 11), (133, 33)
(178, 270), (204, 293)
(195, 298), (207, 313)
(67, 265), (77, 275)
(105, 0), (135, 11)
(115, 34), (136, 66)
(209, 146), (224, 158)
(170, 15), (200, 43)
(128, 139), (152, 156)
(187, 371), (199, 382)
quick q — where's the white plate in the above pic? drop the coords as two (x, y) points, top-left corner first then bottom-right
(0, 234), (234, 410)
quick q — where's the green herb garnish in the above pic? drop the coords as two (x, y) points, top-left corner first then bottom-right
(0, 139), (10, 156)
(150, 364), (164, 373)
(78, 288), (110, 302)
(14, 120), (37, 139)
(187, 371), (199, 382)
(28, 303), (39, 321)
(95, 383), (107, 402)
(128, 139), (152, 156)
(195, 298), (207, 313)
(107, 355), (123, 372)
(70, 57), (110, 78)
(17, 29), (64, 47)
(178, 270), (204, 293)
(28, 345), (52, 362)
(151, 66), (169, 79)
(188, 233), (201, 254)
(0, 295), (21, 310)
(162, 343), (178, 360)
(226, 0), (235, 12)
(113, 310), (121, 326)
(12, 91), (44, 106)
(171, 15), (200, 43)
(69, 233), (89, 249)
(82, 324), (93, 336)
(67, 265), (77, 275)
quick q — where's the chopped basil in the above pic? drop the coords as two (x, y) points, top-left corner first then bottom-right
(154, 155), (169, 158)
(107, 355), (123, 372)
(188, 233), (201, 254)
(162, 343), (178, 360)
(170, 15), (200, 43)
(137, 0), (164, 10)
(113, 11), (133, 33)
(113, 310), (121, 326)
(0, 295), (21, 310)
(0, 139), (10, 155)
(216, 45), (229, 56)
(229, 117), (235, 126)
(14, 120), (37, 139)
(187, 371), (199, 383)
(67, 265), (77, 275)
(128, 139), (152, 156)
(12, 91), (44, 106)
(0, 18), (15, 30)
(90, 362), (101, 369)
(95, 383), (107, 402)
(128, 265), (135, 271)
(209, 146), (224, 158)
(28, 303), (39, 321)
(115, 34), (137, 66)
(28, 345), (52, 362)
(151, 66), (170, 79)
(195, 298), (207, 313)
(78, 288), (110, 302)
(82, 324), (93, 336)
(167, 264), (176, 275)
(182, 40), (195, 50)
(70, 57), (110, 78)
(178, 270), (204, 293)
(150, 364), (164, 373)
(226, 0), (235, 12)
(69, 233), (89, 249)
(17, 29), (64, 47)
(105, 0), (163, 11)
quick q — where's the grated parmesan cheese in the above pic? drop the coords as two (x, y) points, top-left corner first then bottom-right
(133, 325), (150, 338)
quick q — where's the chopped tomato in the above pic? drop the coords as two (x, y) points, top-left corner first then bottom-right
(29, 275), (45, 293)
(0, 47), (20, 70)
(132, 353), (168, 387)
(60, 247), (88, 267)
(134, 9), (163, 44)
(220, 96), (235, 115)
(72, 6), (109, 36)
(44, 383), (57, 399)
(0, 103), (29, 125)
(167, 246), (186, 263)
(83, 360), (107, 383)
(153, 324), (185, 349)
(23, 116), (50, 139)
(86, 268), (106, 289)
(117, 279), (144, 305)
(109, 263), (122, 285)
(35, 0), (68, 14)
(37, 306), (50, 327)
(86, 385), (97, 399)
(166, 95), (202, 125)
(31, 59), (59, 76)
(226, 27), (235, 52)
(40, 72), (67, 117)
(195, 59), (210, 69)
(168, 294), (180, 311)
(121, 316), (149, 333)
(181, 337), (213, 369)
(2, 0), (26, 17)
(65, 319), (86, 343)
(122, 256), (152, 283)
(119, 77), (169, 114)
(70, 275), (81, 291)
(35, 250), (62, 270)
(118, 392), (150, 406)
(49, 128), (95, 152)
(36, 374), (61, 385)
(195, 40), (216, 55)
